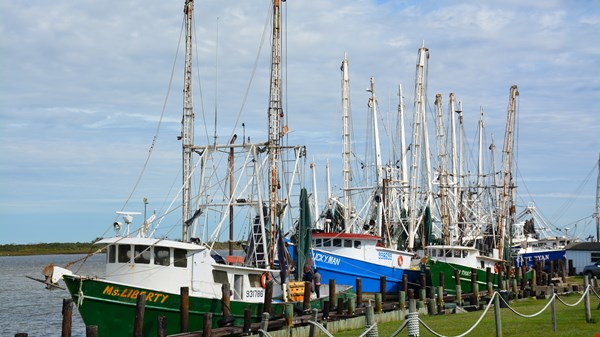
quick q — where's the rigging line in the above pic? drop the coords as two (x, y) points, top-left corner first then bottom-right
(192, 7), (209, 145)
(548, 159), (598, 223)
(107, 16), (187, 239)
(226, 3), (272, 146)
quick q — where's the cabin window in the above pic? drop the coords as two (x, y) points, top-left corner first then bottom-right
(134, 245), (151, 264)
(445, 249), (452, 257)
(333, 239), (342, 247)
(118, 244), (132, 263)
(213, 270), (228, 284)
(154, 247), (170, 266)
(453, 250), (461, 258)
(431, 249), (437, 257)
(344, 239), (352, 247)
(174, 248), (188, 267)
(323, 239), (331, 247)
(480, 261), (485, 269)
(591, 252), (600, 263)
(248, 274), (261, 287)
(354, 241), (361, 249)
(108, 245), (116, 263)
(315, 239), (322, 247)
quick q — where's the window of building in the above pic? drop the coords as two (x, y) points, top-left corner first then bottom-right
(592, 251), (600, 263)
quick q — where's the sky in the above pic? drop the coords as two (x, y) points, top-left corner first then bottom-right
(1, 0), (599, 245)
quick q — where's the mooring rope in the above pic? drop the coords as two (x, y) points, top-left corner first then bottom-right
(418, 292), (497, 337)
(554, 285), (590, 307)
(499, 293), (555, 318)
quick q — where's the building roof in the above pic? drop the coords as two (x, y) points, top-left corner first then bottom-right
(564, 242), (600, 251)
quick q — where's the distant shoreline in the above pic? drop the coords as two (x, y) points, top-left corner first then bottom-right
(0, 241), (236, 256)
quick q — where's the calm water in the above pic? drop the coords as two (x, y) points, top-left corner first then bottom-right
(0, 254), (104, 337)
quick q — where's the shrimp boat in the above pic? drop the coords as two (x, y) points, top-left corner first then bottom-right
(40, 1), (350, 336)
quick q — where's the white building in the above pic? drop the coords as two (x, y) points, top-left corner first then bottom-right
(564, 242), (600, 275)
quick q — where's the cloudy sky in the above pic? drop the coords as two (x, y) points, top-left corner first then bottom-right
(1, 0), (598, 244)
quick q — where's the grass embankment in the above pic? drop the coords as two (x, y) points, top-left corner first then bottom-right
(336, 293), (600, 337)
(0, 242), (98, 256)
(0, 241), (235, 256)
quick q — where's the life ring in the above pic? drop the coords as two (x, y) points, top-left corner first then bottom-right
(260, 273), (271, 288)
(493, 264), (499, 273)
(397, 256), (404, 266)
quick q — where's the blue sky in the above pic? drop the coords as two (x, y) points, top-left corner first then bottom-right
(0, 0), (598, 244)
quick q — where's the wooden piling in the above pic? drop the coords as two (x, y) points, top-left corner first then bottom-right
(486, 267), (492, 290)
(323, 300), (330, 320)
(222, 284), (231, 318)
(380, 276), (387, 302)
(134, 293), (146, 337)
(374, 293), (382, 314)
(399, 290), (406, 310)
(259, 312), (269, 336)
(337, 297), (345, 315)
(308, 309), (318, 337)
(202, 313), (212, 337)
(180, 287), (189, 333)
(62, 298), (73, 337)
(348, 295), (356, 315)
(285, 303), (294, 327)
(157, 316), (167, 337)
(403, 274), (408, 294)
(242, 308), (252, 336)
(550, 284), (556, 332)
(356, 278), (363, 305)
(493, 292), (502, 337)
(470, 269), (477, 305)
(263, 279), (273, 315)
(428, 285), (437, 315)
(436, 286), (444, 314)
(584, 277), (592, 322)
(329, 278), (336, 307)
(86, 326), (98, 337)
(303, 281), (312, 311)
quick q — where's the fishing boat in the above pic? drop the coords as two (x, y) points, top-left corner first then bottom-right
(39, 1), (350, 336)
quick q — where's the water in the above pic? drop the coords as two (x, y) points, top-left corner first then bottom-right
(0, 254), (104, 337)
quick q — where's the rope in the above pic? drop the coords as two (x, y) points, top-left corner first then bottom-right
(388, 318), (409, 337)
(499, 293), (555, 317)
(308, 320), (336, 337)
(590, 284), (600, 299)
(418, 292), (497, 337)
(407, 312), (419, 337)
(554, 285), (590, 307)
(77, 277), (85, 307)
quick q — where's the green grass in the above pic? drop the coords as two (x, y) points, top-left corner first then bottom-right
(336, 293), (600, 337)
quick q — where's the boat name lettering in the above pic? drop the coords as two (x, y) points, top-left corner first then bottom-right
(312, 252), (340, 266)
(459, 269), (471, 277)
(378, 251), (392, 261)
(102, 286), (169, 303)
(245, 289), (264, 298)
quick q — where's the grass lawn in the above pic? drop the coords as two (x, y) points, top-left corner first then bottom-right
(335, 291), (600, 337)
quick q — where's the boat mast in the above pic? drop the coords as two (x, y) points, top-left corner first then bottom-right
(368, 77), (384, 237)
(341, 53), (353, 225)
(497, 85), (519, 259)
(435, 93), (450, 245)
(398, 85), (408, 188)
(182, 0), (195, 242)
(408, 42), (429, 250)
(268, 0), (283, 268)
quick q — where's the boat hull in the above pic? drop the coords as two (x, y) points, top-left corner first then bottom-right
(512, 249), (565, 269)
(309, 249), (420, 293)
(63, 275), (347, 337)
(427, 259), (501, 295)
